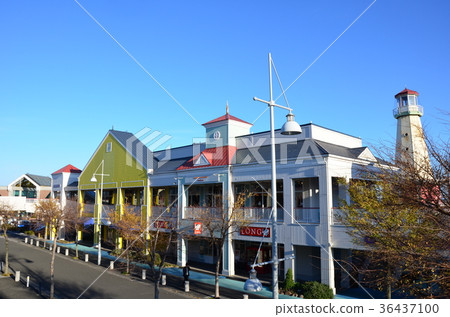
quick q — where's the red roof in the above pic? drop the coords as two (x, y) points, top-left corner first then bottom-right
(395, 88), (419, 98)
(177, 146), (237, 170)
(202, 113), (252, 126)
(52, 164), (82, 175)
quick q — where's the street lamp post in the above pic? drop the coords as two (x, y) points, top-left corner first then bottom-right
(250, 53), (302, 299)
(90, 160), (110, 266)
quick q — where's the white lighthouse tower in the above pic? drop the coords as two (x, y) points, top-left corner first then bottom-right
(393, 88), (429, 167)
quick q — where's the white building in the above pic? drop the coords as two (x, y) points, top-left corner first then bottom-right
(0, 173), (51, 216)
(51, 164), (82, 209)
(77, 88), (428, 294)
(147, 110), (377, 293)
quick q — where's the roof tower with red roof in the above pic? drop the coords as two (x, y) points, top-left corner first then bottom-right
(395, 88), (419, 98)
(202, 113), (252, 126)
(52, 164), (82, 175)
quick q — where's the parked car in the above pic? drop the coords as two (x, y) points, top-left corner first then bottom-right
(18, 220), (31, 231)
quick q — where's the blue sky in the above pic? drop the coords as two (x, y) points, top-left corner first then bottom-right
(1, 0), (449, 185)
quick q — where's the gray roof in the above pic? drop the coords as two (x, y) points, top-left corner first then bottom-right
(234, 139), (375, 165)
(26, 174), (51, 186)
(234, 140), (323, 164)
(155, 158), (191, 173)
(110, 129), (375, 172)
(109, 130), (158, 171)
(314, 141), (370, 160)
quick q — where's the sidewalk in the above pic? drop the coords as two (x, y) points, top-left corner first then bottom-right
(0, 274), (42, 299)
(18, 234), (360, 299)
(52, 240), (301, 299)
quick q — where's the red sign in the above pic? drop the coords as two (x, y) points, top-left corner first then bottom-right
(154, 221), (171, 229)
(194, 222), (202, 234)
(240, 226), (270, 237)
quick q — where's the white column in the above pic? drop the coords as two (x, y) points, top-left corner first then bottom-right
(177, 178), (188, 267)
(284, 243), (295, 279)
(222, 236), (234, 276)
(318, 160), (335, 293)
(177, 237), (188, 267)
(222, 170), (235, 276)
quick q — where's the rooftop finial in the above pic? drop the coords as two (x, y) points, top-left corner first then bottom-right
(226, 101), (229, 114)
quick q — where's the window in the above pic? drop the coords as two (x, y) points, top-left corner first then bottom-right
(153, 188), (166, 206)
(402, 96), (408, 106)
(187, 184), (222, 207)
(294, 180), (304, 208)
(194, 154), (210, 166)
(332, 177), (346, 208)
(169, 187), (178, 206)
(205, 184), (222, 207)
(14, 190), (20, 197)
(106, 142), (112, 152)
(293, 178), (319, 208)
(102, 190), (115, 205)
(124, 188), (143, 205)
(234, 181), (283, 208)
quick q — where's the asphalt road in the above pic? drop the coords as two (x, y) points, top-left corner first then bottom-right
(0, 235), (194, 299)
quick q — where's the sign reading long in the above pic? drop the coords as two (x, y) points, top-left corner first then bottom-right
(239, 226), (270, 237)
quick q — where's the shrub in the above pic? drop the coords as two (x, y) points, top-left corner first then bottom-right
(298, 281), (334, 299)
(283, 268), (296, 291)
(148, 252), (161, 267)
(24, 230), (35, 236)
(110, 248), (125, 257)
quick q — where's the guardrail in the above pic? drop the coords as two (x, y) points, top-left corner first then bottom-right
(294, 207), (320, 223)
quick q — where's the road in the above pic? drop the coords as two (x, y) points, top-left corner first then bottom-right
(0, 235), (194, 299)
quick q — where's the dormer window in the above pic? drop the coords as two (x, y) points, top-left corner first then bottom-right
(194, 153), (210, 166)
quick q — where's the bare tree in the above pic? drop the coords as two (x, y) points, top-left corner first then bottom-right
(147, 222), (178, 299)
(63, 201), (88, 258)
(34, 199), (65, 299)
(0, 202), (15, 276)
(193, 192), (251, 298)
(108, 204), (145, 274)
(339, 127), (450, 298)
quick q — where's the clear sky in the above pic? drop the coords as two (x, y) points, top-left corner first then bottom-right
(1, 0), (449, 185)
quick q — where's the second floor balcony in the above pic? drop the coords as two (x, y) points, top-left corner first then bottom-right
(151, 206), (177, 219)
(294, 207), (320, 224)
(331, 208), (344, 225)
(184, 206), (222, 220)
(237, 207), (284, 222)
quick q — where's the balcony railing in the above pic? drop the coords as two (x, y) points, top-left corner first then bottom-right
(82, 203), (95, 217)
(26, 198), (45, 204)
(81, 204), (118, 218)
(184, 207), (222, 220)
(123, 205), (142, 216)
(294, 207), (320, 223)
(151, 206), (177, 219)
(331, 208), (344, 225)
(393, 105), (423, 118)
(102, 205), (116, 218)
(239, 207), (284, 222)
